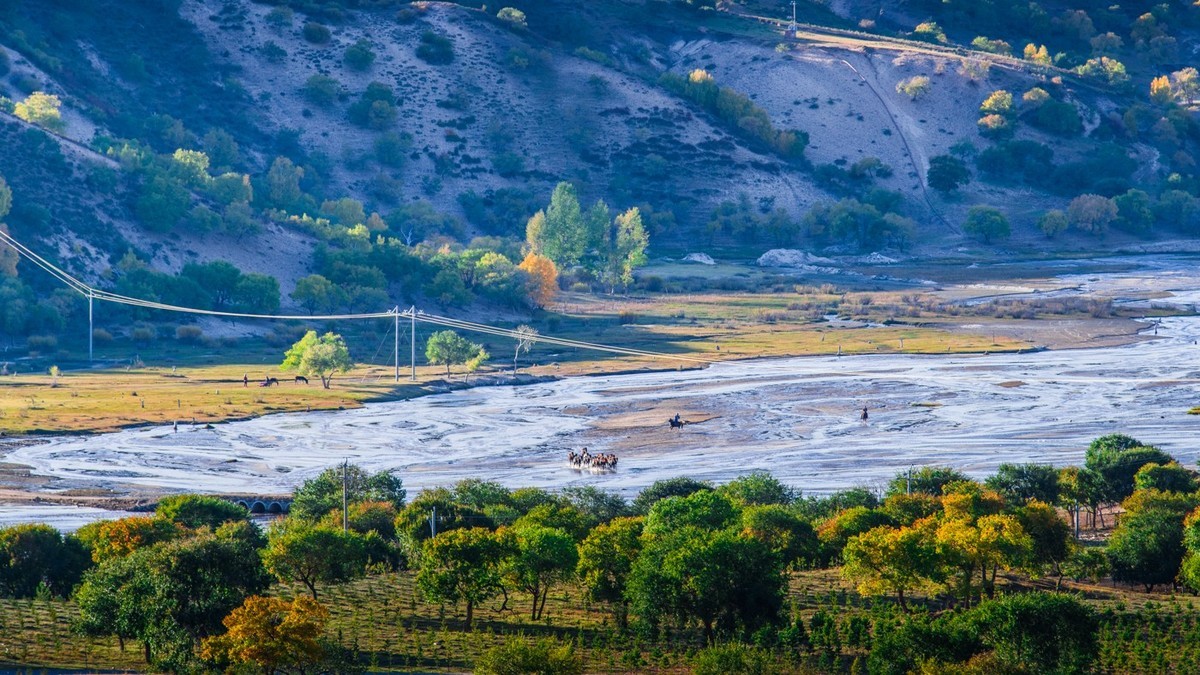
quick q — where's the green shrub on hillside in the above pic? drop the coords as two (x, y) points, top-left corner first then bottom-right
(660, 69), (807, 160)
(302, 74), (339, 107)
(302, 21), (332, 44)
(344, 39), (376, 70)
(416, 31), (454, 65)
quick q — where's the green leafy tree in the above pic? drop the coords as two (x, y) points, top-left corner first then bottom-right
(170, 149), (211, 187)
(631, 477), (713, 515)
(886, 466), (970, 497)
(262, 520), (368, 599)
(202, 129), (240, 172)
(291, 464), (406, 520)
(1014, 501), (1072, 581)
(291, 274), (344, 314)
(966, 592), (1099, 674)
(644, 490), (738, 537)
(1085, 438), (1173, 504)
(233, 273), (280, 313)
(962, 206), (1010, 244)
(513, 502), (590, 542)
(503, 525), (578, 620)
(417, 527), (507, 630)
(416, 31), (455, 65)
(281, 331), (353, 388)
(1134, 462), (1200, 493)
(1075, 56), (1129, 85)
(156, 495), (248, 530)
(1039, 209), (1069, 238)
(719, 471), (796, 507)
(561, 486), (628, 526)
(985, 463), (1060, 505)
(1108, 505), (1187, 591)
(209, 172), (253, 205)
(265, 156), (304, 208)
(609, 207), (649, 291)
(577, 516), (642, 628)
(302, 21), (331, 44)
(76, 522), (269, 669)
(881, 493), (942, 526)
(74, 551), (152, 655)
(0, 524), (90, 598)
(927, 155), (971, 193)
(1178, 508), (1200, 591)
(628, 529), (785, 643)
(527, 182), (587, 267)
(0, 177), (14, 277)
(181, 260), (241, 308)
(425, 329), (485, 378)
(395, 488), (491, 544)
(136, 175), (190, 232)
(739, 504), (818, 568)
(1114, 189), (1155, 235)
(320, 197), (366, 226)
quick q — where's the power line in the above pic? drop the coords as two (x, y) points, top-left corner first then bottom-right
(0, 229), (718, 366)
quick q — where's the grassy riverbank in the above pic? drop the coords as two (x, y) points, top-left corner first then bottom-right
(1, 316), (1031, 437)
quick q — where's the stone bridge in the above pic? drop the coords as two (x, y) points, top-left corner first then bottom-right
(216, 495), (293, 515)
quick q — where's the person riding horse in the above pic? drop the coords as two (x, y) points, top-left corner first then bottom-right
(566, 448), (618, 471)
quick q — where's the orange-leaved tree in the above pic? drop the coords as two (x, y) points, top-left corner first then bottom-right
(519, 253), (558, 308)
(200, 595), (329, 672)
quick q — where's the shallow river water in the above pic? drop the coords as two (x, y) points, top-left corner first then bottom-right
(7, 257), (1200, 511)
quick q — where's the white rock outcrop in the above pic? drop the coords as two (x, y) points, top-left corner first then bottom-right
(682, 252), (716, 265)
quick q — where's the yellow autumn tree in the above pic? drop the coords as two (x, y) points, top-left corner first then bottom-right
(200, 595), (329, 672)
(841, 518), (944, 610)
(1023, 43), (1052, 66)
(935, 483), (1031, 604)
(519, 253), (558, 308)
(1150, 75), (1174, 104)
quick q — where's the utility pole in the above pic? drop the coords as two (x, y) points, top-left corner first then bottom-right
(906, 465), (913, 495)
(789, 0), (797, 35)
(393, 307), (400, 383)
(87, 290), (94, 363)
(429, 505), (437, 538)
(341, 459), (348, 533)
(410, 306), (417, 382)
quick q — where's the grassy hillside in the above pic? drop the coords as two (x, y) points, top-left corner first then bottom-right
(0, 0), (1196, 359)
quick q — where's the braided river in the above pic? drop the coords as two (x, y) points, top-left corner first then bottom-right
(7, 256), (1200, 525)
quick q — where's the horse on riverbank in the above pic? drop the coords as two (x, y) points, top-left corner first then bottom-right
(567, 448), (618, 471)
